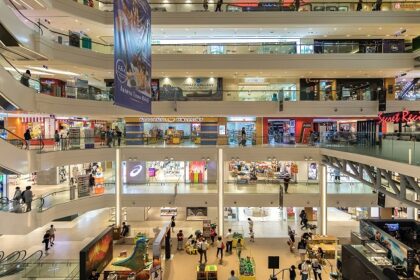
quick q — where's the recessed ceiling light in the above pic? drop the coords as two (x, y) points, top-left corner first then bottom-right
(333, 28), (337, 31)
(358, 27), (362, 30)
(346, 34), (350, 37)
(283, 28), (288, 31)
(367, 34), (371, 37)
(385, 34), (390, 37)
(323, 35), (328, 38)
(75, 19), (79, 23)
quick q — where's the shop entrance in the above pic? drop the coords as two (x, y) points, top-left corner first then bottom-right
(227, 118), (256, 146)
(267, 119), (296, 144)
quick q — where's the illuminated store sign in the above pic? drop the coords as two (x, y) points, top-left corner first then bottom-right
(378, 110), (420, 124)
(139, 117), (204, 123)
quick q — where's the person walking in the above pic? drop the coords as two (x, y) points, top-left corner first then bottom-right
(299, 210), (307, 225)
(177, 230), (184, 250)
(288, 229), (296, 252)
(216, 236), (224, 264)
(120, 222), (129, 243)
(372, 0), (382, 11)
(106, 127), (113, 147)
(228, 270), (239, 280)
(203, 0), (208, 11)
(225, 229), (233, 253)
(54, 130), (60, 150)
(356, 0), (363, 11)
(297, 239), (307, 262)
(20, 70), (31, 87)
(24, 129), (31, 150)
(42, 230), (51, 252)
(247, 218), (254, 233)
(249, 230), (255, 243)
(116, 127), (122, 146)
(210, 227), (217, 245)
(236, 238), (243, 259)
(49, 225), (56, 246)
(294, 0), (300, 11)
(171, 215), (176, 233)
(312, 259), (323, 280)
(301, 260), (311, 280)
(22, 186), (33, 212)
(89, 174), (95, 192)
(215, 0), (222, 12)
(289, 265), (297, 280)
(240, 127), (247, 146)
(301, 216), (309, 230)
(12, 187), (22, 212)
(198, 237), (208, 264)
(284, 173), (291, 193)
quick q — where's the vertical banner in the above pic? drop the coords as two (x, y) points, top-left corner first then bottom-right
(114, 0), (152, 113)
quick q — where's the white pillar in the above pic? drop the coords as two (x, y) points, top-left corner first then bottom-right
(320, 164), (327, 235)
(218, 148), (224, 235)
(116, 148), (122, 226)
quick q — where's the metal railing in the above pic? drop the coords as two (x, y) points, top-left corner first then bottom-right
(72, 0), (420, 12)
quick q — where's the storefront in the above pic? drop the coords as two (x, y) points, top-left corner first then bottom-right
(300, 78), (384, 101)
(313, 39), (405, 54)
(154, 77), (223, 101)
(378, 110), (420, 134)
(127, 117), (220, 145)
(227, 117), (256, 145)
(40, 78), (66, 97)
(122, 160), (217, 185)
(5, 115), (56, 146)
(395, 78), (420, 100)
(223, 77), (298, 101)
(225, 160), (317, 185)
(263, 118), (296, 144)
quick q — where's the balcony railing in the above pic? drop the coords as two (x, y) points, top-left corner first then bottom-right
(72, 0), (420, 13)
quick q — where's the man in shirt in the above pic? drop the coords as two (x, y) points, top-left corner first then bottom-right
(248, 218), (254, 233)
(301, 260), (311, 280)
(228, 270), (239, 280)
(198, 237), (208, 264)
(177, 230), (184, 250)
(225, 229), (233, 253)
(23, 186), (33, 212)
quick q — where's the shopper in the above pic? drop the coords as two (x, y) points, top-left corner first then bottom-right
(356, 0), (363, 11)
(297, 239), (307, 262)
(294, 0), (300, 11)
(54, 130), (60, 150)
(216, 236), (224, 264)
(299, 210), (307, 225)
(334, 169), (341, 183)
(100, 128), (106, 146)
(49, 224), (56, 246)
(171, 215), (176, 233)
(301, 216), (309, 230)
(203, 0), (208, 11)
(236, 238), (243, 259)
(284, 173), (291, 193)
(177, 230), (184, 250)
(112, 129), (116, 147)
(24, 129), (31, 150)
(120, 222), (129, 243)
(225, 229), (233, 253)
(240, 127), (246, 146)
(12, 187), (22, 212)
(288, 229), (296, 252)
(22, 186), (33, 212)
(312, 259), (323, 280)
(210, 227), (217, 245)
(289, 265), (297, 280)
(317, 247), (325, 262)
(301, 260), (311, 280)
(88, 269), (100, 280)
(372, 0), (382, 11)
(89, 174), (95, 192)
(198, 237), (208, 263)
(249, 230), (255, 243)
(247, 218), (254, 233)
(42, 230), (51, 252)
(20, 70), (31, 87)
(215, 0), (222, 12)
(228, 270), (239, 280)
(106, 127), (113, 147)
(116, 127), (122, 146)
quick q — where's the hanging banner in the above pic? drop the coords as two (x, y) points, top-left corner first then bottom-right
(114, 0), (152, 113)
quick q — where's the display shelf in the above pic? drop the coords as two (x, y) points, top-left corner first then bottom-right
(239, 257), (256, 280)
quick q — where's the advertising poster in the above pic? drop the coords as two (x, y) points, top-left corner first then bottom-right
(308, 162), (318, 180)
(124, 161), (147, 184)
(80, 227), (113, 279)
(114, 0), (152, 113)
(187, 207), (208, 220)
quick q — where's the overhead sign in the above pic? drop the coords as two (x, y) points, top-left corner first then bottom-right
(378, 110), (420, 124)
(114, 0), (152, 113)
(139, 117), (204, 123)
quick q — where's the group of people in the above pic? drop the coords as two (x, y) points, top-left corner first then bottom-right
(42, 225), (56, 253)
(12, 186), (33, 212)
(100, 127), (123, 148)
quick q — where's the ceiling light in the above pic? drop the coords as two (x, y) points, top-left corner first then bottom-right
(378, 27), (382, 30)
(333, 28), (337, 31)
(323, 35), (328, 38)
(358, 27), (362, 30)
(28, 67), (80, 76)
(346, 34), (350, 37)
(367, 34), (371, 37)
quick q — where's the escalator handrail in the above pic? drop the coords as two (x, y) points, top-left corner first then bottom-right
(0, 251), (21, 264)
(0, 128), (26, 143)
(0, 251), (4, 262)
(0, 250), (41, 277)
(5, 0), (43, 35)
(0, 47), (42, 85)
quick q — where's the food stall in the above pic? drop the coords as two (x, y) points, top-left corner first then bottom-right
(307, 235), (339, 259)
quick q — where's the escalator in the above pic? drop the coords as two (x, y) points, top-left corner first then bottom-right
(0, 250), (43, 277)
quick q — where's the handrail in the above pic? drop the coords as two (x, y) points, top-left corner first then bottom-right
(5, 0), (43, 35)
(0, 128), (26, 142)
(0, 47), (42, 85)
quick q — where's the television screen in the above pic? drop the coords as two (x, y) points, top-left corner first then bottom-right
(385, 223), (400, 232)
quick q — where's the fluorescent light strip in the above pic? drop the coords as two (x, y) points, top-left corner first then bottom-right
(28, 67), (80, 76)
(153, 38), (300, 45)
(18, 0), (34, 10)
(33, 0), (45, 8)
(4, 66), (53, 76)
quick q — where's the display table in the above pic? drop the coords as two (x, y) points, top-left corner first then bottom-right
(308, 235), (338, 259)
(239, 257), (256, 280)
(196, 264), (217, 280)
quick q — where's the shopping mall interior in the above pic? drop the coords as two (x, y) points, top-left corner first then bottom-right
(0, 0), (420, 279)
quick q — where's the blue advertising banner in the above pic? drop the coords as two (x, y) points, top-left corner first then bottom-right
(114, 0), (152, 114)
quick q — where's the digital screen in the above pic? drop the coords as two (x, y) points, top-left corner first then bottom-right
(385, 223), (400, 232)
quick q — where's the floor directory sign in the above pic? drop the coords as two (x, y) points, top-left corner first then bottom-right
(114, 0), (152, 113)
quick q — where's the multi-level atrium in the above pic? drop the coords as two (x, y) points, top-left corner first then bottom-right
(0, 0), (420, 279)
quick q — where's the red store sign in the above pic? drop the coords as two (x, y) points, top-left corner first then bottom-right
(378, 110), (420, 124)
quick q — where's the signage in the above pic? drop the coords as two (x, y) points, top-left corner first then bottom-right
(244, 77), (265, 83)
(114, 0), (152, 113)
(139, 117), (204, 123)
(378, 110), (420, 124)
(124, 161), (147, 184)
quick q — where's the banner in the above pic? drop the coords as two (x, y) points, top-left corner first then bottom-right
(114, 0), (152, 113)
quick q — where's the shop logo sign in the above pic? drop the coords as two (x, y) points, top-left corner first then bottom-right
(129, 165), (143, 177)
(378, 109), (420, 124)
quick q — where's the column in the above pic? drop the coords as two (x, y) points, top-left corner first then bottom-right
(320, 164), (327, 235)
(218, 148), (224, 235)
(115, 148), (122, 226)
